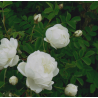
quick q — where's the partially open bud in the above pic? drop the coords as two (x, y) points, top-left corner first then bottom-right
(74, 30), (82, 37)
(65, 83), (78, 96)
(9, 93), (12, 97)
(59, 4), (63, 9)
(34, 14), (42, 23)
(9, 76), (18, 85)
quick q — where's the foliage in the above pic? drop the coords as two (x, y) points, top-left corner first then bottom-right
(0, 1), (98, 97)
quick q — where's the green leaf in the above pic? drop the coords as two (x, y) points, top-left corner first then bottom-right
(92, 25), (98, 31)
(28, 16), (33, 23)
(0, 2), (3, 8)
(73, 51), (78, 60)
(0, 82), (5, 88)
(13, 32), (18, 38)
(82, 57), (91, 65)
(60, 15), (66, 23)
(3, 1), (12, 8)
(38, 22), (43, 29)
(85, 51), (95, 57)
(35, 38), (42, 50)
(19, 21), (27, 27)
(22, 15), (27, 21)
(74, 71), (83, 77)
(74, 42), (80, 49)
(3, 8), (10, 12)
(86, 70), (95, 82)
(34, 28), (43, 37)
(54, 3), (59, 15)
(66, 12), (71, 21)
(47, 12), (55, 20)
(89, 31), (96, 36)
(23, 43), (33, 54)
(0, 69), (6, 82)
(71, 16), (81, 22)
(79, 49), (84, 57)
(93, 73), (98, 88)
(76, 60), (83, 69)
(90, 84), (96, 93)
(77, 78), (84, 85)
(46, 2), (53, 9)
(90, 2), (98, 10)
(67, 21), (76, 29)
(23, 24), (31, 30)
(56, 18), (60, 23)
(44, 8), (53, 13)
(70, 76), (76, 84)
(83, 40), (90, 47)
(0, 92), (3, 97)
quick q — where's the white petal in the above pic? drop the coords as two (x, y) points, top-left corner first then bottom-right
(4, 64), (9, 68)
(9, 55), (19, 67)
(54, 24), (68, 33)
(1, 38), (10, 45)
(42, 81), (54, 90)
(0, 51), (8, 66)
(26, 77), (42, 93)
(17, 62), (26, 76)
(24, 61), (35, 79)
(53, 68), (59, 77)
(44, 38), (48, 42)
(8, 47), (16, 58)
(50, 43), (57, 49)
(10, 38), (18, 49)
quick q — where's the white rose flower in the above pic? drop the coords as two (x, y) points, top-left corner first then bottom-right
(34, 14), (42, 22)
(9, 76), (18, 85)
(74, 30), (82, 37)
(44, 24), (70, 49)
(65, 83), (78, 96)
(0, 38), (19, 69)
(17, 50), (59, 93)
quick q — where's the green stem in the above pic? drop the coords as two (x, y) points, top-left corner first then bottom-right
(2, 8), (9, 39)
(43, 39), (46, 52)
(54, 86), (64, 90)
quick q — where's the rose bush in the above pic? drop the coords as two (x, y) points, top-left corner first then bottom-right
(17, 50), (59, 93)
(0, 38), (19, 69)
(44, 24), (70, 49)
(0, 1), (98, 97)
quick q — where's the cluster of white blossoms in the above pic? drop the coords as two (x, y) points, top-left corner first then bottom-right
(0, 13), (82, 96)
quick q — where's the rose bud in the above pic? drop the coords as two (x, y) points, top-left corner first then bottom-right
(9, 76), (18, 85)
(59, 4), (63, 9)
(65, 83), (78, 96)
(34, 14), (42, 23)
(74, 30), (82, 37)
